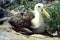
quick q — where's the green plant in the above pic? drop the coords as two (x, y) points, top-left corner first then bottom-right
(18, 0), (36, 9)
(44, 2), (60, 33)
(7, 3), (20, 10)
(58, 0), (60, 2)
(7, 0), (36, 10)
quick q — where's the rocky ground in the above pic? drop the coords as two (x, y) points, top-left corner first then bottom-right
(0, 22), (60, 40)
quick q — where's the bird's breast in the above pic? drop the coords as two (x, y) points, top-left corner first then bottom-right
(31, 17), (44, 28)
(31, 11), (44, 28)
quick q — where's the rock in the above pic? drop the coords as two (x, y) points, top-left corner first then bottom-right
(48, 31), (58, 36)
(30, 34), (46, 38)
(0, 0), (16, 8)
(0, 31), (30, 40)
(10, 5), (26, 15)
(14, 5), (25, 12)
(0, 7), (13, 17)
(0, 7), (13, 24)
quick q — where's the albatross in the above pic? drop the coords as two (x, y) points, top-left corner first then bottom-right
(9, 3), (50, 34)
(31, 3), (50, 33)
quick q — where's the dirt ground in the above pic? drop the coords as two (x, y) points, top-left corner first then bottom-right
(0, 22), (60, 40)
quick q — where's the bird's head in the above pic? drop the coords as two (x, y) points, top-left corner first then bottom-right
(34, 3), (50, 18)
(35, 3), (43, 11)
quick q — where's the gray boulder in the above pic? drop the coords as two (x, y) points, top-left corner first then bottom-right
(14, 5), (26, 12)
(0, 0), (16, 8)
(0, 7), (13, 24)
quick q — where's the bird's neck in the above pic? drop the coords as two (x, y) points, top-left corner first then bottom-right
(34, 9), (42, 19)
(31, 9), (44, 28)
(33, 9), (44, 24)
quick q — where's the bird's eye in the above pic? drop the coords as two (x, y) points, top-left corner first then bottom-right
(38, 6), (41, 8)
(20, 13), (24, 16)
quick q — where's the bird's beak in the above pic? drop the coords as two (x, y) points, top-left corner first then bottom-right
(42, 8), (50, 18)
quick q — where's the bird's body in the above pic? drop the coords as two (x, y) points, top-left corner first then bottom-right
(9, 11), (34, 35)
(9, 3), (50, 34)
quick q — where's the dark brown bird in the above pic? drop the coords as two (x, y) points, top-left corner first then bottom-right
(9, 11), (34, 35)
